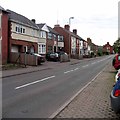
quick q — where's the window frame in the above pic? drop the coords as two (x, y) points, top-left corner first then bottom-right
(38, 43), (46, 54)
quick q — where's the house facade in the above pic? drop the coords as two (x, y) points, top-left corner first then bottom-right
(103, 42), (113, 54)
(54, 24), (84, 59)
(47, 25), (64, 53)
(87, 38), (98, 57)
(7, 10), (39, 55)
(0, 6), (9, 64)
(83, 40), (88, 57)
(35, 23), (64, 54)
(37, 23), (49, 55)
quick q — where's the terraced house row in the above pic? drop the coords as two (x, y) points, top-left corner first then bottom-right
(0, 6), (113, 65)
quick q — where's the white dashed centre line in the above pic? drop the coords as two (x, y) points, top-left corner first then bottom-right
(91, 62), (96, 65)
(64, 70), (74, 74)
(82, 64), (89, 68)
(15, 75), (55, 90)
(74, 68), (79, 71)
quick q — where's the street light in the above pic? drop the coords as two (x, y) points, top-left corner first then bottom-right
(69, 17), (74, 27)
(68, 17), (74, 59)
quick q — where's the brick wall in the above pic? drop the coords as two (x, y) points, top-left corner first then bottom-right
(2, 11), (8, 64)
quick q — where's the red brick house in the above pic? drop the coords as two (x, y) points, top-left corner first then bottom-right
(7, 9), (41, 65)
(103, 42), (113, 54)
(0, 6), (9, 64)
(47, 25), (64, 53)
(53, 24), (84, 59)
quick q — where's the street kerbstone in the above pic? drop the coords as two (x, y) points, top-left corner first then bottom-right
(55, 62), (120, 118)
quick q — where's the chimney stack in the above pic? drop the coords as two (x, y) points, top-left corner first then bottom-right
(64, 24), (70, 31)
(73, 29), (77, 35)
(87, 38), (92, 44)
(54, 24), (60, 27)
(31, 19), (36, 23)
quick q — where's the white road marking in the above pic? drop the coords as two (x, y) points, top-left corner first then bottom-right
(91, 62), (96, 65)
(15, 75), (55, 90)
(82, 64), (89, 68)
(64, 70), (74, 74)
(64, 67), (79, 74)
(74, 68), (79, 71)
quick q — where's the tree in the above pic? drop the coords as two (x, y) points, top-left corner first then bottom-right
(113, 38), (120, 53)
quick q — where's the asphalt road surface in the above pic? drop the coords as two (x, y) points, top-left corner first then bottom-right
(2, 55), (113, 118)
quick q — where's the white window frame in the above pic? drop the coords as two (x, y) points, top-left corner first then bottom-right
(40, 31), (46, 38)
(38, 43), (46, 54)
(15, 25), (26, 34)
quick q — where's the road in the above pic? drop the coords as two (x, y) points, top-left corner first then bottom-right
(2, 55), (113, 118)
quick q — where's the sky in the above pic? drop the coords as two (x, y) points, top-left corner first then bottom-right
(0, 0), (119, 46)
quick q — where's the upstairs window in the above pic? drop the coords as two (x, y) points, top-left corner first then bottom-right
(31, 29), (35, 37)
(53, 34), (57, 40)
(48, 32), (52, 40)
(40, 31), (46, 38)
(58, 35), (64, 42)
(23, 28), (25, 33)
(15, 25), (26, 34)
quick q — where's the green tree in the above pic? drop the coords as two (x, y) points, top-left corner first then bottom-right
(113, 38), (120, 53)
(97, 46), (103, 56)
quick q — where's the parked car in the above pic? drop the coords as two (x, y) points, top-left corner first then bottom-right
(31, 53), (45, 64)
(110, 76), (120, 113)
(57, 51), (68, 57)
(46, 52), (59, 61)
(112, 54), (120, 70)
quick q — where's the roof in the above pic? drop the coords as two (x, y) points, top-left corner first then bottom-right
(47, 25), (60, 35)
(7, 9), (39, 30)
(0, 6), (5, 11)
(37, 23), (45, 29)
(55, 26), (84, 41)
(0, 6), (8, 13)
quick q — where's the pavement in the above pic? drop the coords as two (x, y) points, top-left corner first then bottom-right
(1, 57), (120, 119)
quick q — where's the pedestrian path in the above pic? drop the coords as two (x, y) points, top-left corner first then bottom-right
(53, 62), (120, 118)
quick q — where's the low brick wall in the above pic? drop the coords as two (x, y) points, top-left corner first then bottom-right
(10, 52), (37, 66)
(71, 54), (83, 59)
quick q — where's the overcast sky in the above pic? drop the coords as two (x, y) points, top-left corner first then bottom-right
(1, 0), (119, 46)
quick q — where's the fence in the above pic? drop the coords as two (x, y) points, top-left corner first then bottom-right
(10, 52), (37, 66)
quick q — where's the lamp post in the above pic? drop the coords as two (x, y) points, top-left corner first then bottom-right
(68, 17), (74, 59)
(69, 17), (74, 27)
